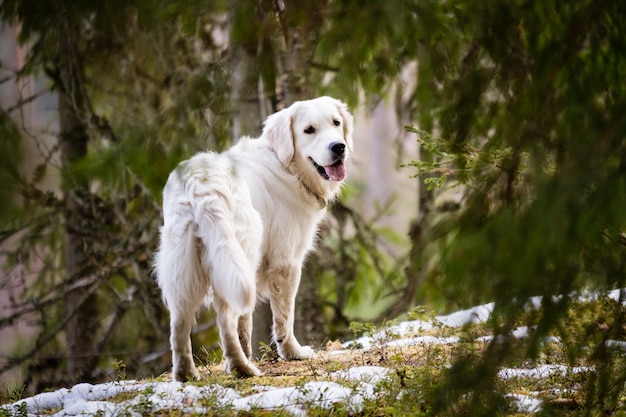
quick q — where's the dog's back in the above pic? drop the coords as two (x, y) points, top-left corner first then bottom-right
(157, 154), (261, 314)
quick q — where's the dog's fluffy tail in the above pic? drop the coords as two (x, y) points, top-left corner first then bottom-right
(155, 214), (206, 317)
(181, 157), (258, 316)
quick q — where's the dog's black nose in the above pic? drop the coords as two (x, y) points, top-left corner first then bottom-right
(330, 142), (346, 156)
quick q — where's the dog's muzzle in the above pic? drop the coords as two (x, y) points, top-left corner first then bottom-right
(309, 143), (346, 181)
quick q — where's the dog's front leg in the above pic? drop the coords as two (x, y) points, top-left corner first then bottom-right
(268, 265), (315, 360)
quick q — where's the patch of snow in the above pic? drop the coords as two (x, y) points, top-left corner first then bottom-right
(606, 340), (626, 350)
(52, 400), (119, 417)
(233, 380), (354, 416)
(477, 326), (532, 343)
(341, 306), (491, 352)
(527, 296), (544, 310)
(344, 335), (374, 350)
(330, 366), (392, 411)
(331, 365), (391, 385)
(299, 381), (355, 409)
(386, 335), (459, 347)
(133, 381), (240, 413)
(386, 320), (435, 337)
(498, 364), (592, 380)
(9, 388), (69, 415)
(507, 393), (543, 413)
(0, 370), (390, 417)
(436, 303), (494, 327)
(512, 326), (530, 338)
(579, 288), (625, 304)
(4, 381), (151, 416)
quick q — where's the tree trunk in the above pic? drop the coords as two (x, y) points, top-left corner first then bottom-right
(57, 22), (99, 381)
(230, 45), (265, 141)
(231, 0), (327, 356)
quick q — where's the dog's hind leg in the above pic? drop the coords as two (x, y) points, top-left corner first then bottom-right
(170, 308), (202, 382)
(214, 297), (261, 377)
(165, 258), (206, 382)
(238, 313), (254, 360)
(156, 216), (206, 382)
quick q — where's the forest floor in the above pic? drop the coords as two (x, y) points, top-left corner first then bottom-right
(1, 293), (614, 416)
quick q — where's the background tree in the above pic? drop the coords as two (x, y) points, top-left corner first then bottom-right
(404, 0), (626, 414)
(0, 0), (411, 392)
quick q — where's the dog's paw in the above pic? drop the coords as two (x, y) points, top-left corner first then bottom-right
(173, 364), (201, 382)
(278, 340), (315, 361)
(294, 345), (315, 359)
(225, 358), (262, 378)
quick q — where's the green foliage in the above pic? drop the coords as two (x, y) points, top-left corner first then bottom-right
(111, 359), (127, 381)
(316, 0), (420, 102)
(258, 341), (279, 363)
(405, 0), (626, 414)
(403, 127), (457, 190)
(410, 0), (626, 307)
(299, 199), (407, 344)
(0, 377), (25, 406)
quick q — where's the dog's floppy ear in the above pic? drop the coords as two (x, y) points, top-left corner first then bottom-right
(263, 106), (294, 166)
(335, 99), (354, 151)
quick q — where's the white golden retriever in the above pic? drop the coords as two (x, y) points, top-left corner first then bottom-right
(155, 96), (354, 380)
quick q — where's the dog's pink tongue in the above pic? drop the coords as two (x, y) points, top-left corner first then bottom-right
(325, 163), (346, 181)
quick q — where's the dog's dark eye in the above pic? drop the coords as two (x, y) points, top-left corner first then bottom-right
(333, 119), (341, 126)
(304, 126), (316, 134)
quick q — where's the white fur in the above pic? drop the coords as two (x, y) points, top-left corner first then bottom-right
(155, 96), (354, 380)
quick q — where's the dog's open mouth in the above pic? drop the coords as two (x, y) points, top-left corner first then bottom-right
(310, 158), (346, 181)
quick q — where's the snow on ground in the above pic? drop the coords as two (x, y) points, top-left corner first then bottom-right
(0, 367), (390, 417)
(3, 294), (619, 416)
(498, 364), (592, 380)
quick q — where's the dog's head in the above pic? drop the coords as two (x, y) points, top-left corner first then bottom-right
(263, 96), (354, 201)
